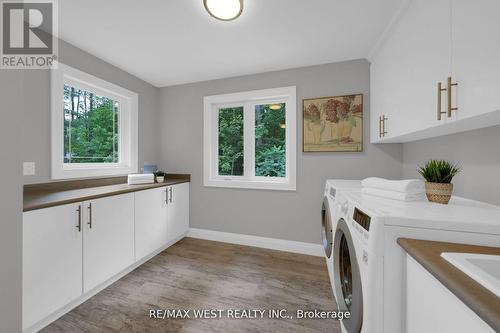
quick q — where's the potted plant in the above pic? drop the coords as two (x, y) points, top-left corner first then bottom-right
(417, 160), (461, 204)
(154, 171), (166, 183)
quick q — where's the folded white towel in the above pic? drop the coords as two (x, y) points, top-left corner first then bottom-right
(362, 188), (427, 202)
(361, 177), (424, 194)
(127, 173), (155, 185)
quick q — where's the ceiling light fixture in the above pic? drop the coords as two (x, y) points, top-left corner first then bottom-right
(269, 104), (282, 110)
(204, 0), (243, 21)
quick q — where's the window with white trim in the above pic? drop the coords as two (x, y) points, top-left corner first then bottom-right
(51, 63), (138, 179)
(203, 86), (296, 190)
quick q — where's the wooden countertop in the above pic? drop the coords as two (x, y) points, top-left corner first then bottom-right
(24, 175), (190, 212)
(398, 238), (500, 331)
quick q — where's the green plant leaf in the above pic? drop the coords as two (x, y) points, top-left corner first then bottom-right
(417, 160), (461, 183)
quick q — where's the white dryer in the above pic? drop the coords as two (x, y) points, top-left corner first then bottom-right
(322, 180), (361, 295)
(331, 189), (500, 333)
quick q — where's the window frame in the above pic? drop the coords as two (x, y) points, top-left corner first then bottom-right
(51, 63), (138, 179)
(203, 86), (296, 191)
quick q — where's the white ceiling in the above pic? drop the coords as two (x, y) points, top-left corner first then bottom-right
(59, 0), (402, 87)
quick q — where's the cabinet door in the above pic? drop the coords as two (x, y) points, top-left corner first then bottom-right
(370, 47), (401, 141)
(370, 0), (451, 141)
(406, 255), (494, 333)
(452, 0), (500, 119)
(23, 203), (83, 330)
(166, 183), (190, 243)
(135, 187), (168, 261)
(83, 194), (134, 292)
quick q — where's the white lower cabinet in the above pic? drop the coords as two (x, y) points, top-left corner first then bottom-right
(135, 183), (190, 261)
(135, 186), (168, 261)
(23, 203), (83, 330)
(82, 194), (135, 292)
(23, 182), (189, 331)
(166, 182), (190, 243)
(405, 255), (494, 333)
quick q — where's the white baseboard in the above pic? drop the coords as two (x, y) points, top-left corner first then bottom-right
(187, 228), (323, 257)
(24, 232), (187, 333)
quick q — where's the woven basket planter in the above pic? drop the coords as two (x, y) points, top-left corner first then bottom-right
(425, 182), (453, 204)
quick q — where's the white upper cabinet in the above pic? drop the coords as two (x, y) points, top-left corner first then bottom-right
(23, 203), (83, 331)
(135, 186), (169, 261)
(370, 0), (500, 143)
(83, 194), (135, 292)
(451, 0), (500, 119)
(371, 0), (451, 142)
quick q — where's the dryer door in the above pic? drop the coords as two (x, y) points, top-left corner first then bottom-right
(333, 218), (363, 333)
(321, 197), (333, 258)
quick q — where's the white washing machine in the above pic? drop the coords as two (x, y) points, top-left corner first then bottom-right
(321, 180), (361, 295)
(331, 188), (500, 333)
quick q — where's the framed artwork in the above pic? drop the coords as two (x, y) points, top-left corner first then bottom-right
(303, 94), (363, 152)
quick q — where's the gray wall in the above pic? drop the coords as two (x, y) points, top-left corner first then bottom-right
(23, 39), (161, 183)
(402, 125), (500, 205)
(159, 59), (402, 244)
(0, 70), (23, 332)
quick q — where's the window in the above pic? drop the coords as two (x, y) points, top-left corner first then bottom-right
(204, 87), (296, 190)
(51, 63), (138, 179)
(63, 86), (119, 164)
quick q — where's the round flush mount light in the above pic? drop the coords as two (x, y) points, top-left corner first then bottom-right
(269, 104), (282, 110)
(204, 0), (243, 21)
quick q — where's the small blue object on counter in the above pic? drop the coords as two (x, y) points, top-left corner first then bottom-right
(143, 164), (158, 174)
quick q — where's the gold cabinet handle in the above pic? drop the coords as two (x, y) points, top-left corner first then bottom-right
(381, 115), (388, 137)
(76, 205), (82, 232)
(447, 76), (458, 117)
(87, 202), (92, 228)
(437, 82), (447, 120)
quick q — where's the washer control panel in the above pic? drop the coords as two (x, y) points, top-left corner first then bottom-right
(353, 207), (371, 231)
(352, 207), (371, 240)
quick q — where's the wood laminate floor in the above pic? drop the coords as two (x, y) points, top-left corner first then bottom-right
(42, 238), (340, 333)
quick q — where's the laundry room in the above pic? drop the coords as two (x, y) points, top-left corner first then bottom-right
(1, 1), (499, 332)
